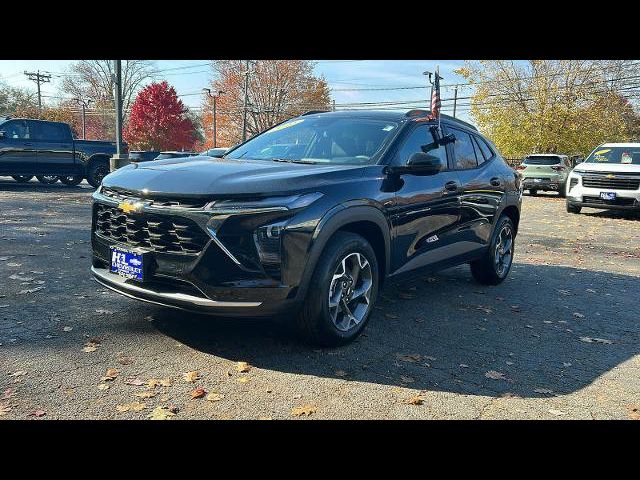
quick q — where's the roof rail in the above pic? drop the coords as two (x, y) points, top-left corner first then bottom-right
(300, 110), (329, 116)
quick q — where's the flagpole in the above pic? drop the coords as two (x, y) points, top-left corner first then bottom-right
(436, 66), (441, 132)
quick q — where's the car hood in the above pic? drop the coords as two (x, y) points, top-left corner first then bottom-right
(573, 162), (640, 174)
(101, 155), (366, 197)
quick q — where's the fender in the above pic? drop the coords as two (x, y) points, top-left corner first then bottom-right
(294, 202), (392, 301)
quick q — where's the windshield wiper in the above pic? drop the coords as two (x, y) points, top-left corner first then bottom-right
(271, 158), (318, 164)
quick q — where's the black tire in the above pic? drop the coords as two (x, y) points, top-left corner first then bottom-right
(470, 215), (515, 286)
(11, 175), (33, 183)
(558, 183), (566, 198)
(529, 189), (537, 195)
(36, 175), (59, 184)
(296, 231), (379, 347)
(59, 175), (84, 186)
(86, 160), (110, 188)
(566, 203), (581, 214)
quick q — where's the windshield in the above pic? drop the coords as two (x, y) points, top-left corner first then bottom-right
(523, 155), (562, 165)
(225, 116), (399, 165)
(584, 146), (640, 165)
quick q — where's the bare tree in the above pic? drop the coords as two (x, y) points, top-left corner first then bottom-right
(60, 60), (155, 113)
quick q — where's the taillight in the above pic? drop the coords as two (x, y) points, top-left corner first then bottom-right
(515, 165), (526, 170)
(551, 165), (566, 171)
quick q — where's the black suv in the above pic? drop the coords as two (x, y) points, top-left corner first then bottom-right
(91, 110), (521, 346)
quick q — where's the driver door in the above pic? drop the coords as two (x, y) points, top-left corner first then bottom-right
(388, 124), (463, 275)
(0, 120), (37, 174)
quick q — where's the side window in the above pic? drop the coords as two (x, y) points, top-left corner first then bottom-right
(35, 122), (69, 142)
(0, 120), (31, 140)
(473, 135), (493, 163)
(472, 136), (486, 165)
(395, 125), (448, 166)
(450, 128), (478, 169)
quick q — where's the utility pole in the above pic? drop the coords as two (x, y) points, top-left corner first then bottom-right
(452, 85), (458, 118)
(75, 98), (92, 140)
(242, 60), (251, 142)
(24, 70), (51, 113)
(203, 88), (225, 148)
(110, 60), (128, 172)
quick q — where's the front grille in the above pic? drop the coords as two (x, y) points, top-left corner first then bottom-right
(94, 203), (209, 254)
(582, 196), (636, 206)
(582, 175), (640, 190)
(101, 187), (209, 209)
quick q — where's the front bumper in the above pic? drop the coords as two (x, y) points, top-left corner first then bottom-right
(566, 180), (640, 211)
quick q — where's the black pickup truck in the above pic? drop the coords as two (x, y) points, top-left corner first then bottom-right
(0, 118), (123, 187)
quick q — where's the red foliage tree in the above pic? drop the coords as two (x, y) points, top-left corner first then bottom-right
(124, 81), (197, 151)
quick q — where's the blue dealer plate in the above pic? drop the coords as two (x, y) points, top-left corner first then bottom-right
(110, 247), (145, 281)
(600, 192), (617, 201)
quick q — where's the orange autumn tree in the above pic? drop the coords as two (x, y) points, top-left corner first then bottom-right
(201, 60), (331, 148)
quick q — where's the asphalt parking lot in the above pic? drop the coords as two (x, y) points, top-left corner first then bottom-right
(1, 178), (639, 420)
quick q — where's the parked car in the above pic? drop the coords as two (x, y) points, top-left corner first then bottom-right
(200, 147), (229, 158)
(566, 143), (640, 214)
(153, 151), (198, 161)
(129, 151), (161, 163)
(0, 118), (123, 187)
(516, 154), (571, 196)
(90, 110), (521, 346)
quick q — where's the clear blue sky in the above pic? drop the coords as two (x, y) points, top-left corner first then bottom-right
(0, 60), (472, 121)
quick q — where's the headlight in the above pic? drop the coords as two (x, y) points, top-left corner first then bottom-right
(205, 192), (323, 214)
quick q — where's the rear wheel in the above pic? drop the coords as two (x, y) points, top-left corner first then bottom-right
(11, 175), (33, 183)
(86, 160), (109, 188)
(558, 183), (566, 198)
(59, 175), (83, 186)
(566, 203), (581, 214)
(470, 215), (515, 286)
(529, 189), (538, 195)
(296, 231), (379, 347)
(36, 175), (59, 184)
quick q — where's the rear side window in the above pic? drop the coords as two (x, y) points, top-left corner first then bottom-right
(0, 120), (31, 139)
(450, 127), (478, 169)
(524, 155), (561, 165)
(473, 135), (493, 162)
(34, 122), (70, 142)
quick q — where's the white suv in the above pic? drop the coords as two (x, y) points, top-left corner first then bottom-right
(566, 143), (640, 214)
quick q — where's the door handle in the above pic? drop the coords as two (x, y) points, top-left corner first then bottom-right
(490, 177), (502, 187)
(444, 181), (459, 193)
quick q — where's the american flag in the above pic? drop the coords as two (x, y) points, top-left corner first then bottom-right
(429, 72), (441, 120)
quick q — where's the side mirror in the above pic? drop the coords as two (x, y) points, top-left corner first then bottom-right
(385, 152), (445, 176)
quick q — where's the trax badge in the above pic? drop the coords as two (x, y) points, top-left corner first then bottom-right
(118, 201), (144, 214)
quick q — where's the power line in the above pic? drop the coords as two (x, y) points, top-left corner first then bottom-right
(24, 70), (51, 110)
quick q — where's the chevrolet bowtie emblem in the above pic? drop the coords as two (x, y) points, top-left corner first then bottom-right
(118, 201), (144, 214)
(606, 174), (615, 179)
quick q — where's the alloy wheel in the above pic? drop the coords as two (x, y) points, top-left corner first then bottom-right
(328, 252), (373, 332)
(494, 224), (513, 277)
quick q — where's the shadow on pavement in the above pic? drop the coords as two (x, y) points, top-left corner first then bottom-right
(146, 262), (640, 399)
(0, 178), (93, 193)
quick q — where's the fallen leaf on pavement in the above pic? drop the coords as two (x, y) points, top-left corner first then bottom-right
(398, 353), (422, 363)
(548, 409), (566, 416)
(206, 392), (224, 402)
(117, 355), (134, 365)
(485, 370), (506, 380)
(82, 341), (99, 353)
(95, 309), (114, 315)
(97, 383), (110, 391)
(62, 326), (73, 332)
(191, 386), (206, 399)
(183, 371), (200, 383)
(116, 401), (146, 412)
(291, 405), (316, 417)
(1, 388), (15, 400)
(534, 388), (554, 395)
(404, 395), (424, 405)
(476, 306), (493, 314)
(8, 370), (27, 377)
(101, 368), (119, 382)
(236, 361), (251, 373)
(135, 390), (157, 399)
(237, 376), (250, 383)
(0, 404), (11, 416)
(573, 312), (585, 319)
(29, 409), (46, 417)
(124, 377), (145, 386)
(18, 287), (44, 295)
(148, 406), (175, 420)
(626, 405), (640, 420)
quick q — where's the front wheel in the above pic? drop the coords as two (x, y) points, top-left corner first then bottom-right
(529, 189), (538, 196)
(566, 203), (581, 214)
(12, 175), (33, 183)
(36, 175), (59, 184)
(296, 231), (379, 347)
(59, 175), (84, 186)
(470, 215), (515, 285)
(86, 161), (109, 188)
